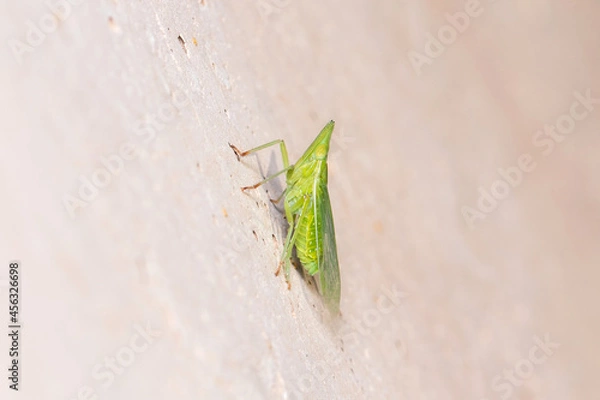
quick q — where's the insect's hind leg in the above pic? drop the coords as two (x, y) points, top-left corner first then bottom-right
(276, 199), (309, 288)
(275, 222), (293, 278)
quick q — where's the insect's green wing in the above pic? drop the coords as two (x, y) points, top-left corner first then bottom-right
(315, 183), (341, 314)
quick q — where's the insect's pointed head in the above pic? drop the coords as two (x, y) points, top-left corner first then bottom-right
(313, 120), (335, 160)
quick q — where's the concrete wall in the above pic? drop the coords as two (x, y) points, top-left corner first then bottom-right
(2, 0), (598, 399)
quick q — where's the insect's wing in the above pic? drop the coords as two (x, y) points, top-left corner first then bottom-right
(315, 184), (341, 314)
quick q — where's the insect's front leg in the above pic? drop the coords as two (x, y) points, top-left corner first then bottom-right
(229, 139), (293, 192)
(269, 187), (288, 204)
(237, 165), (293, 192)
(229, 139), (291, 168)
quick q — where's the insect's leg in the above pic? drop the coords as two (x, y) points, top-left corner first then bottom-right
(229, 139), (293, 192)
(270, 187), (288, 204)
(276, 217), (301, 292)
(279, 140), (290, 169)
(240, 165), (293, 192)
(275, 212), (296, 280)
(229, 139), (290, 169)
(276, 199), (309, 283)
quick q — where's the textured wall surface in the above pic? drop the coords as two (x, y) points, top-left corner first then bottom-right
(1, 1), (599, 399)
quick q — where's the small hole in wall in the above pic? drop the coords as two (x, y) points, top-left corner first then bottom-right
(108, 16), (119, 32)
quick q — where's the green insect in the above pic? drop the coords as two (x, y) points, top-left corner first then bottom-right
(229, 120), (341, 314)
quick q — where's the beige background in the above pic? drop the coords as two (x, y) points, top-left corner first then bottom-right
(1, 0), (598, 399)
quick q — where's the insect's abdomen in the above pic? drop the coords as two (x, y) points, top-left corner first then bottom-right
(294, 200), (321, 276)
